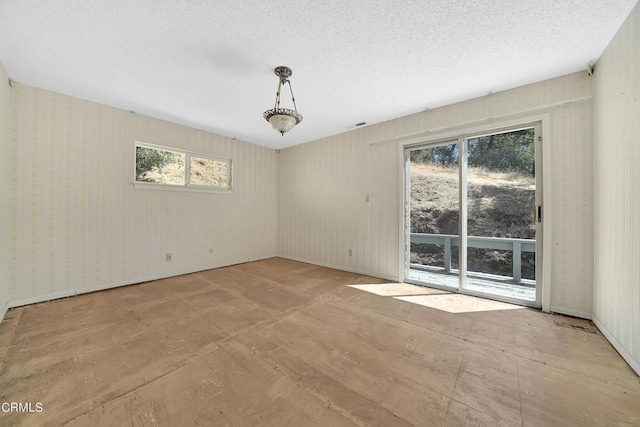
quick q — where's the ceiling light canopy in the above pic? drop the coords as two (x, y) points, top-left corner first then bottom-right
(263, 66), (303, 136)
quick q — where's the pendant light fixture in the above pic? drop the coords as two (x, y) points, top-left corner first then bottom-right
(263, 66), (303, 136)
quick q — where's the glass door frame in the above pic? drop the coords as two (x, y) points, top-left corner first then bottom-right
(403, 138), (462, 292)
(401, 118), (547, 309)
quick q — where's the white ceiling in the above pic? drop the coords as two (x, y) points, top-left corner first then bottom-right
(0, 1), (637, 149)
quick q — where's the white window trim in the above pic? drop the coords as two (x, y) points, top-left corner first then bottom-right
(134, 141), (233, 193)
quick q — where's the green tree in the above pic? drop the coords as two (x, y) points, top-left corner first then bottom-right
(432, 144), (458, 166)
(467, 129), (534, 176)
(409, 129), (534, 176)
(410, 144), (458, 166)
(410, 149), (434, 163)
(135, 147), (179, 181)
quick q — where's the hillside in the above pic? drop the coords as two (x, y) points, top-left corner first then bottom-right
(410, 162), (536, 280)
(139, 155), (227, 187)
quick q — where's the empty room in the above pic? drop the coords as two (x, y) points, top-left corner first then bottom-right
(1, 1), (639, 425)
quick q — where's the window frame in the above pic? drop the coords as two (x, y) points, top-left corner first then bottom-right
(134, 141), (233, 193)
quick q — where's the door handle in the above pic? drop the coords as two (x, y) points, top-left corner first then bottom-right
(537, 205), (542, 223)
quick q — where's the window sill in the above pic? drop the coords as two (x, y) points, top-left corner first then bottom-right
(133, 182), (234, 194)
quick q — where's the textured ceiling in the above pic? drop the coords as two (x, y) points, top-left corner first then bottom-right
(0, 1), (637, 149)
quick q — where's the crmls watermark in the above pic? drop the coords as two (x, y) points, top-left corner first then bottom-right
(1, 402), (43, 413)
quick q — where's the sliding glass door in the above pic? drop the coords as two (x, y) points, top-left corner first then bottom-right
(406, 141), (461, 289)
(405, 125), (541, 306)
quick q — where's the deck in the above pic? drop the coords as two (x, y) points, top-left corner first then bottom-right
(408, 265), (536, 301)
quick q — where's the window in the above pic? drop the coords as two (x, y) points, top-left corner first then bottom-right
(135, 145), (186, 185)
(189, 156), (230, 188)
(135, 142), (232, 191)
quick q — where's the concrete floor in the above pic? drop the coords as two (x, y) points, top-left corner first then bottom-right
(0, 258), (639, 426)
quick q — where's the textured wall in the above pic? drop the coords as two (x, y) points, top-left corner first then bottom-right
(2, 69), (597, 321)
(279, 72), (594, 317)
(593, 3), (640, 374)
(0, 62), (10, 318)
(8, 83), (278, 304)
(278, 131), (400, 280)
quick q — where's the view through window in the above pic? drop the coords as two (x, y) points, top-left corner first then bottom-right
(135, 143), (232, 191)
(406, 126), (539, 304)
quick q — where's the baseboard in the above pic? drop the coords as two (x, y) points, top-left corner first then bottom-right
(0, 300), (8, 325)
(76, 274), (178, 296)
(549, 305), (592, 320)
(248, 254), (278, 263)
(3, 254), (279, 312)
(593, 315), (640, 376)
(278, 255), (399, 282)
(8, 290), (76, 309)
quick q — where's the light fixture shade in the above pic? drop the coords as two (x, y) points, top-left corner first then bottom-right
(269, 114), (296, 134)
(263, 107), (303, 135)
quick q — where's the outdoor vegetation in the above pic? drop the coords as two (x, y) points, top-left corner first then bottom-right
(136, 146), (184, 184)
(410, 129), (536, 280)
(135, 145), (230, 189)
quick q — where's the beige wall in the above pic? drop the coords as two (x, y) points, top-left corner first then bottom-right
(593, 2), (640, 374)
(278, 128), (400, 281)
(2, 69), (596, 321)
(279, 72), (594, 318)
(0, 62), (10, 319)
(7, 83), (278, 305)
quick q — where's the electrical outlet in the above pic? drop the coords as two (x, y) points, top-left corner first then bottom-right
(166, 253), (172, 261)
(209, 248), (213, 254)
(349, 249), (352, 257)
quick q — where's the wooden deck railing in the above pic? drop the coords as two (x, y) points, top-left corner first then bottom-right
(410, 233), (535, 282)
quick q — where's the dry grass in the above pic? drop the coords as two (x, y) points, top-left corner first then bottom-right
(409, 161), (536, 278)
(143, 157), (228, 187)
(411, 162), (534, 188)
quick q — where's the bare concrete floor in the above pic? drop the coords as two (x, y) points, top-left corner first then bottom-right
(1, 258), (639, 426)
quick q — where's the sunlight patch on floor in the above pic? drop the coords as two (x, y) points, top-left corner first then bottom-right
(395, 293), (525, 313)
(348, 283), (525, 313)
(347, 283), (446, 297)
